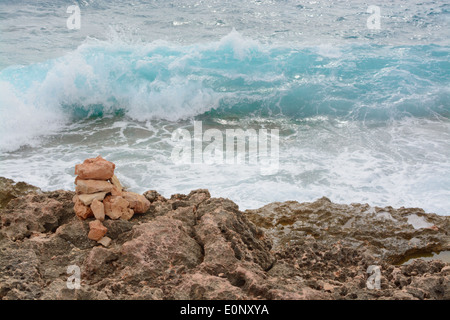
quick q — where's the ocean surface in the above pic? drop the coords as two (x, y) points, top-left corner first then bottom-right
(0, 0), (449, 215)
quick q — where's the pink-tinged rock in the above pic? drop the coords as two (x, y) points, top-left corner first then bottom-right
(111, 185), (122, 197)
(120, 217), (202, 281)
(121, 208), (134, 221)
(73, 198), (93, 220)
(173, 273), (246, 299)
(75, 179), (113, 195)
(77, 192), (107, 206)
(90, 199), (105, 221)
(74, 156), (115, 180)
(322, 282), (336, 292)
(122, 191), (150, 214)
(82, 246), (117, 279)
(103, 195), (130, 220)
(88, 220), (107, 241)
(103, 195), (114, 218)
(109, 175), (123, 192)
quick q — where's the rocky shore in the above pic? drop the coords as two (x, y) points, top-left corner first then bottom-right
(0, 172), (449, 300)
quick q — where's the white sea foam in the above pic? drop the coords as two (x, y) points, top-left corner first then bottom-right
(0, 81), (67, 152)
(0, 26), (448, 216)
(0, 116), (449, 216)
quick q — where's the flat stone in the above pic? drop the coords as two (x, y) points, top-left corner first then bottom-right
(78, 192), (107, 206)
(97, 236), (112, 247)
(75, 179), (113, 195)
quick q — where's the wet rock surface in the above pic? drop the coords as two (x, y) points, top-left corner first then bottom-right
(0, 179), (449, 300)
(245, 197), (450, 264)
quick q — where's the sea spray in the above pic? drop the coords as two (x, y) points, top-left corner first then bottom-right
(1, 31), (449, 152)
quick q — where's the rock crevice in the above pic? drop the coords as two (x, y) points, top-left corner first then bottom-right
(0, 157), (449, 300)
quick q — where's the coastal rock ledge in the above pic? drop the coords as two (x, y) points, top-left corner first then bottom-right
(0, 178), (449, 300)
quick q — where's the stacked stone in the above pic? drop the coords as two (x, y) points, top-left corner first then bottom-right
(72, 156), (151, 245)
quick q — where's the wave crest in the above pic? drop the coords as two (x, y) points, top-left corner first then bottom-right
(1, 30), (449, 151)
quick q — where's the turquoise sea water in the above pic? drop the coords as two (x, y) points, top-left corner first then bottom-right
(0, 0), (449, 214)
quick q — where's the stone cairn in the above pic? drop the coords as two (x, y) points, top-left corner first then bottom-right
(72, 156), (150, 246)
